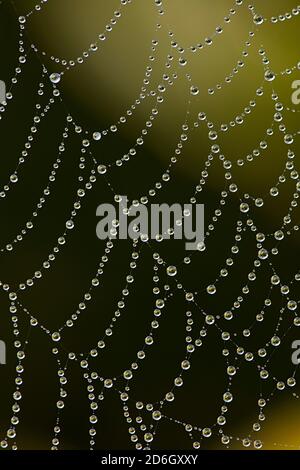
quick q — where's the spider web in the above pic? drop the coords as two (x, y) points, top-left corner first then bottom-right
(0, 0), (300, 450)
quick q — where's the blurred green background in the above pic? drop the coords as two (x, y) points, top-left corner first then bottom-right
(0, 0), (300, 450)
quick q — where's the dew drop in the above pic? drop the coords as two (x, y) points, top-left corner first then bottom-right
(50, 73), (61, 84)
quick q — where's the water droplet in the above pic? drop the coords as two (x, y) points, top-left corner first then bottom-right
(284, 134), (294, 144)
(97, 164), (107, 174)
(207, 284), (216, 295)
(52, 332), (61, 342)
(190, 86), (199, 96)
(253, 15), (264, 25)
(50, 73), (61, 84)
(93, 131), (102, 141)
(167, 265), (177, 276)
(264, 70), (275, 82)
(66, 220), (74, 229)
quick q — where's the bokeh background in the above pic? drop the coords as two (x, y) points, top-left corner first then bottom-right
(0, 0), (300, 450)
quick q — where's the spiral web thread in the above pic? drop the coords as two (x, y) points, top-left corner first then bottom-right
(1, 0), (300, 450)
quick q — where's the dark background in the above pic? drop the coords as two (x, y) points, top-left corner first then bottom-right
(0, 0), (300, 450)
